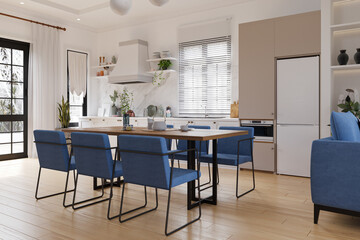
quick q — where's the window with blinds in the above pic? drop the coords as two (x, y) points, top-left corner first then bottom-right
(179, 36), (231, 117)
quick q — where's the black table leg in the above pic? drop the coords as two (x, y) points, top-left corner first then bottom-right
(212, 139), (218, 204)
(187, 140), (196, 210)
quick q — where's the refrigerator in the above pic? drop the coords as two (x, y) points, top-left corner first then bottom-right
(276, 56), (319, 177)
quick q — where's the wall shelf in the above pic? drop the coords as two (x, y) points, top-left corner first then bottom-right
(147, 69), (176, 74)
(331, 64), (360, 71)
(92, 64), (116, 69)
(331, 21), (360, 32)
(94, 76), (109, 80)
(146, 57), (177, 62)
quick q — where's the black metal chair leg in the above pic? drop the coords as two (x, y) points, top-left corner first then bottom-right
(35, 167), (75, 201)
(72, 174), (109, 210)
(63, 170), (77, 207)
(236, 160), (255, 198)
(107, 178), (120, 220)
(119, 185), (158, 223)
(314, 204), (320, 224)
(165, 176), (201, 236)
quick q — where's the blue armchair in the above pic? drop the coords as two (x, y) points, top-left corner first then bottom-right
(311, 112), (360, 223)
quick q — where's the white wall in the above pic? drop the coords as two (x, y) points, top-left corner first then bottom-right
(92, 0), (321, 117)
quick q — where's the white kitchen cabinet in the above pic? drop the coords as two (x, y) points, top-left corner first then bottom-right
(216, 119), (240, 128)
(242, 142), (275, 172)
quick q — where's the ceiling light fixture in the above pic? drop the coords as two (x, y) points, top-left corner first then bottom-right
(110, 0), (132, 16)
(76, 18), (81, 21)
(149, 0), (169, 7)
(20, 2), (25, 4)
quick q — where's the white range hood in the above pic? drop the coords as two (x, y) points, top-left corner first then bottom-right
(108, 39), (152, 84)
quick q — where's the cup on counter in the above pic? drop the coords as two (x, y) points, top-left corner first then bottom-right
(147, 118), (154, 130)
(180, 125), (189, 131)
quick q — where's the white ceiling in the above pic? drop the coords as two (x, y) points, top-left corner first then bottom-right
(0, 0), (253, 32)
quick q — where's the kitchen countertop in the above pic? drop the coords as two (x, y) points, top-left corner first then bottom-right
(79, 116), (239, 121)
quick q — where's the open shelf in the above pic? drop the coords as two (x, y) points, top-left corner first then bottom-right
(146, 57), (177, 62)
(92, 64), (116, 69)
(331, 21), (360, 32)
(331, 64), (360, 71)
(147, 69), (176, 74)
(94, 76), (109, 80)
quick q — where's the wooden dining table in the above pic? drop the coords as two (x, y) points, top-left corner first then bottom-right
(62, 126), (248, 209)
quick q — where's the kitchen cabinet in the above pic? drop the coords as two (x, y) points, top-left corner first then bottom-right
(275, 11), (321, 57)
(130, 118), (147, 127)
(239, 20), (275, 119)
(242, 142), (275, 172)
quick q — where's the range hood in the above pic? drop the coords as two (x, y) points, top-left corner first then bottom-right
(108, 39), (152, 84)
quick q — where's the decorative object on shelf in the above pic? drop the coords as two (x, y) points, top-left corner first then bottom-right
(109, 90), (119, 116)
(166, 106), (172, 117)
(354, 48), (360, 64)
(230, 101), (239, 118)
(119, 87), (134, 115)
(111, 55), (117, 64)
(337, 49), (349, 65)
(57, 96), (70, 128)
(153, 52), (161, 58)
(110, 0), (132, 15)
(149, 0), (169, 7)
(161, 50), (171, 58)
(157, 105), (164, 117)
(338, 89), (360, 118)
(127, 110), (135, 117)
(147, 105), (157, 117)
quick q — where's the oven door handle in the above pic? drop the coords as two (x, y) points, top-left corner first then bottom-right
(241, 124), (273, 127)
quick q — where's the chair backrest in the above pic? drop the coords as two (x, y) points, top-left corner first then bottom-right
(177, 125), (210, 153)
(118, 135), (171, 189)
(34, 130), (70, 172)
(71, 132), (114, 179)
(218, 126), (254, 156)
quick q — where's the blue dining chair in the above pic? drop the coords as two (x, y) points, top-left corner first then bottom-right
(174, 125), (215, 185)
(33, 130), (76, 207)
(117, 135), (201, 236)
(200, 126), (255, 198)
(71, 132), (123, 219)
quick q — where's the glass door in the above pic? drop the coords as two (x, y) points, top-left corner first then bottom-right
(0, 38), (29, 160)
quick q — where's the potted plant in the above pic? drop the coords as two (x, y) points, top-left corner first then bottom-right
(338, 100), (360, 118)
(109, 90), (119, 116)
(58, 96), (70, 128)
(119, 88), (134, 127)
(152, 60), (172, 86)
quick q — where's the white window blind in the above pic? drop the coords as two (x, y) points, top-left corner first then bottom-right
(179, 36), (231, 117)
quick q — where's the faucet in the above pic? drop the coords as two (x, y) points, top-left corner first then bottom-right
(204, 105), (209, 118)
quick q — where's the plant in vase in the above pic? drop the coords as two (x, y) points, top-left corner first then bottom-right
(338, 89), (360, 118)
(109, 90), (119, 116)
(58, 96), (70, 128)
(152, 60), (172, 86)
(119, 88), (134, 127)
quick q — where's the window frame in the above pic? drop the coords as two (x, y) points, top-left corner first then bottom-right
(178, 36), (232, 117)
(66, 50), (88, 127)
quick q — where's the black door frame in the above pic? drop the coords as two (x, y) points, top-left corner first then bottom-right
(0, 37), (29, 160)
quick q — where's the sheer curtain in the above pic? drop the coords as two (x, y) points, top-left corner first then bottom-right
(28, 24), (60, 157)
(68, 51), (87, 96)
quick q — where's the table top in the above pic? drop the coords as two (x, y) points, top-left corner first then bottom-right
(61, 127), (248, 141)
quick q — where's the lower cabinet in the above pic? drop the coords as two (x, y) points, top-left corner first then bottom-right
(242, 142), (275, 172)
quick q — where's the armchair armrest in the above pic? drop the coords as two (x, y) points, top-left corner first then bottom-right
(311, 138), (360, 212)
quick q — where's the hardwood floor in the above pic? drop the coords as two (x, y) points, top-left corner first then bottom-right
(0, 158), (359, 240)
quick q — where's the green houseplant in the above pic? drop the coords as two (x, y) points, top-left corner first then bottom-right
(152, 60), (172, 86)
(119, 88), (134, 127)
(338, 100), (360, 118)
(58, 96), (70, 128)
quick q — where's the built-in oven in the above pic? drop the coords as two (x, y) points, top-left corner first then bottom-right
(240, 120), (274, 142)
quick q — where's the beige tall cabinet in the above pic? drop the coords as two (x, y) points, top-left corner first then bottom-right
(239, 20), (275, 120)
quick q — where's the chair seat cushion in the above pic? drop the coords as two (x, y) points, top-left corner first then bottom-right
(69, 156), (76, 170)
(200, 153), (252, 166)
(173, 151), (208, 160)
(113, 161), (123, 178)
(171, 168), (200, 188)
(331, 111), (360, 142)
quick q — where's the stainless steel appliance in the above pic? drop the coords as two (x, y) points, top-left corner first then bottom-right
(240, 120), (274, 142)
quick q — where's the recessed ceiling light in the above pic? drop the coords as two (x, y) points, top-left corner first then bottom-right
(76, 18), (81, 21)
(20, 2), (25, 4)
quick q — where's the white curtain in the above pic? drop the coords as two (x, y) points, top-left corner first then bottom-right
(68, 51), (87, 96)
(29, 24), (60, 157)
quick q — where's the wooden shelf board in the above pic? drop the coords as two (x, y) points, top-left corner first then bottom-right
(147, 69), (176, 74)
(331, 64), (360, 71)
(331, 21), (360, 32)
(92, 64), (116, 69)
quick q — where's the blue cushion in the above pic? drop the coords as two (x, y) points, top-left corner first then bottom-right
(200, 153), (252, 166)
(171, 168), (200, 188)
(34, 130), (72, 172)
(71, 132), (118, 179)
(114, 161), (123, 178)
(69, 156), (76, 170)
(331, 111), (360, 142)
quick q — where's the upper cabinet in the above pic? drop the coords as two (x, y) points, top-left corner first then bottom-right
(239, 20), (275, 119)
(275, 11), (321, 57)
